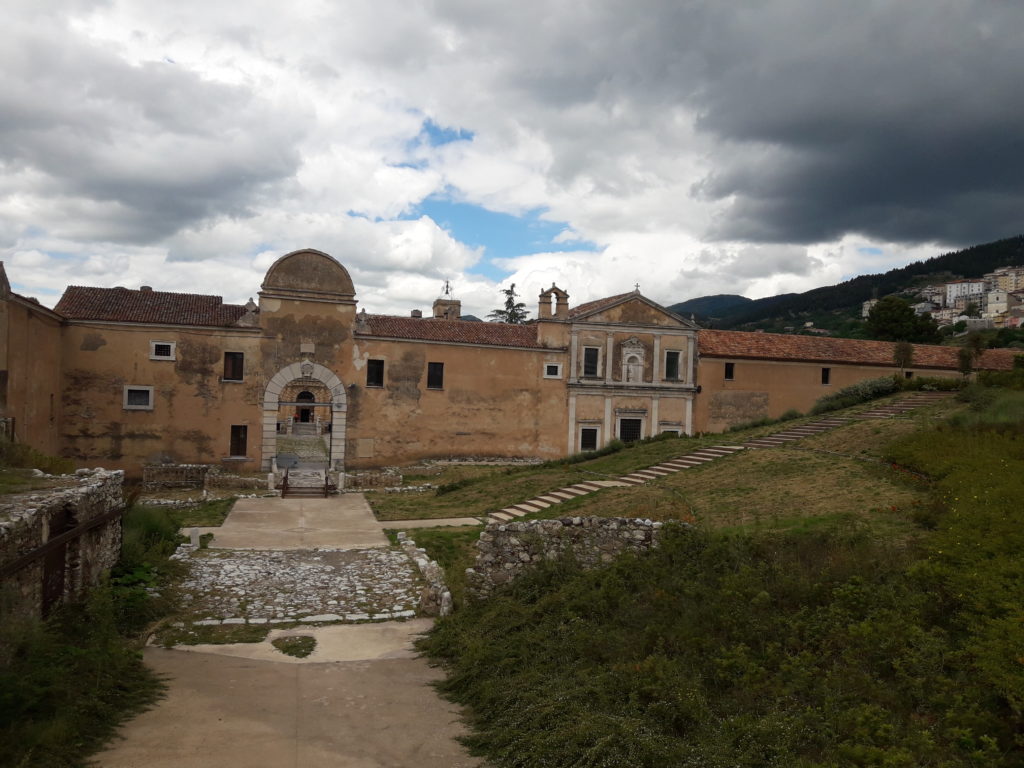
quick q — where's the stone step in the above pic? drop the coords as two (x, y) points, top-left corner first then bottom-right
(557, 487), (588, 496)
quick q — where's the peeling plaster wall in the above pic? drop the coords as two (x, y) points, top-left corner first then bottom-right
(694, 357), (961, 432)
(344, 339), (569, 467)
(0, 297), (62, 455)
(59, 324), (263, 473)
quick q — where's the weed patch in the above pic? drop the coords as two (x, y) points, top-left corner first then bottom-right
(272, 635), (316, 658)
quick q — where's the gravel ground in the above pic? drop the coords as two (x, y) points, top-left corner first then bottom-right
(173, 546), (423, 624)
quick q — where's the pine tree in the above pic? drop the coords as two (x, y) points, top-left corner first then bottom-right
(488, 284), (529, 324)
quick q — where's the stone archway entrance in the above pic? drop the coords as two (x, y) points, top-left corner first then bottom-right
(262, 360), (347, 472)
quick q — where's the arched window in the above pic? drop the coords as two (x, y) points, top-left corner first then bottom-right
(297, 391), (315, 402)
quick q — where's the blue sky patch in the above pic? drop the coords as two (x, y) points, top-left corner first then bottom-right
(420, 119), (474, 146)
(407, 197), (599, 281)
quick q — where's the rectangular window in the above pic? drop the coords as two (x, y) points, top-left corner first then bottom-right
(583, 347), (600, 377)
(543, 363), (563, 379)
(149, 341), (175, 360)
(905, 371), (914, 379)
(664, 350), (681, 380)
(366, 359), (384, 387)
(821, 367), (831, 385)
(580, 427), (599, 452)
(229, 425), (247, 457)
(123, 386), (154, 410)
(618, 418), (643, 443)
(223, 352), (244, 381)
(427, 362), (444, 389)
(724, 362), (735, 381)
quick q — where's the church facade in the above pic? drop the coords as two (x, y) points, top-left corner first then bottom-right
(1, 249), (1015, 476)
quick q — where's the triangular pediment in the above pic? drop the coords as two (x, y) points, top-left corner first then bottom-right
(572, 293), (698, 328)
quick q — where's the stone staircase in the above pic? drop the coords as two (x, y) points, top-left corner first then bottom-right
(485, 392), (955, 524)
(853, 390), (954, 419)
(279, 468), (336, 498)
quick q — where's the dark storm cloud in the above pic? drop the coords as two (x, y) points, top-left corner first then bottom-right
(0, 18), (306, 244)
(687, 1), (1024, 245)
(431, 0), (1024, 247)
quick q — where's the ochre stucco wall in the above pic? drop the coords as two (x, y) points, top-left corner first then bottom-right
(59, 323), (264, 472)
(341, 338), (569, 467)
(1, 298), (63, 456)
(694, 357), (961, 433)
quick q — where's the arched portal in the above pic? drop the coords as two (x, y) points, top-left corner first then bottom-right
(262, 361), (347, 471)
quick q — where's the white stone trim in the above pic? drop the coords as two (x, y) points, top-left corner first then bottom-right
(261, 361), (348, 471)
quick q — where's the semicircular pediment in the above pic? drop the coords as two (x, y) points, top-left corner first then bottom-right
(261, 249), (355, 300)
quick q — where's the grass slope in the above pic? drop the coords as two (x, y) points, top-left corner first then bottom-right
(419, 386), (1024, 767)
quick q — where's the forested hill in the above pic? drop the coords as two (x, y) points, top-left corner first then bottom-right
(666, 294), (751, 318)
(678, 234), (1024, 328)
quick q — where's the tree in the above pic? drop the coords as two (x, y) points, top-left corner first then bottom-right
(963, 301), (981, 318)
(865, 296), (940, 343)
(488, 284), (529, 324)
(957, 346), (975, 378)
(893, 341), (914, 376)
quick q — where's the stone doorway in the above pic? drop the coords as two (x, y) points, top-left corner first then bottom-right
(262, 361), (347, 472)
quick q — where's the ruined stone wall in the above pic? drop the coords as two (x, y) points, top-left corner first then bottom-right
(466, 517), (665, 598)
(0, 469), (124, 619)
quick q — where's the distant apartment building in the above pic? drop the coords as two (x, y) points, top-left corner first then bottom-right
(946, 279), (986, 307)
(861, 299), (878, 318)
(983, 266), (1024, 292)
(917, 285), (947, 307)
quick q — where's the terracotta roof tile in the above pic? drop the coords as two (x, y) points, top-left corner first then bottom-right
(568, 291), (637, 318)
(698, 329), (1016, 371)
(55, 286), (247, 327)
(360, 315), (545, 348)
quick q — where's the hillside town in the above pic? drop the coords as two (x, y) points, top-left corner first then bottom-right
(862, 265), (1024, 330)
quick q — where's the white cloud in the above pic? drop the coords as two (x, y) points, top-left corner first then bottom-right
(1, 0), (1019, 321)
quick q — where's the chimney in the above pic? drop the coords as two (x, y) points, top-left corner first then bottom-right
(411, 309), (423, 318)
(140, 286), (153, 292)
(432, 298), (461, 320)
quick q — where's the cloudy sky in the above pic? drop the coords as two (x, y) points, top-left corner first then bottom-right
(2, 0), (1022, 318)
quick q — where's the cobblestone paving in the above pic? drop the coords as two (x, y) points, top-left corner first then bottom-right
(173, 547), (423, 625)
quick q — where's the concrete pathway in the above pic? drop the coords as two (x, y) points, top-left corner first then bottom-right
(198, 495), (389, 550)
(96, 621), (479, 768)
(99, 496), (479, 767)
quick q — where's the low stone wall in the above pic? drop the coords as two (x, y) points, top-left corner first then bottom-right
(466, 517), (666, 598)
(143, 464), (208, 491)
(0, 469), (124, 619)
(344, 469), (403, 489)
(396, 532), (452, 616)
(204, 469), (266, 491)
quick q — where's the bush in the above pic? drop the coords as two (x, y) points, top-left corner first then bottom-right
(422, 524), (1015, 767)
(0, 590), (165, 768)
(0, 440), (74, 475)
(810, 376), (900, 414)
(533, 439), (626, 469)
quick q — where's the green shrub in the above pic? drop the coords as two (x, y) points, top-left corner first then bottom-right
(0, 440), (74, 475)
(436, 477), (475, 496)
(0, 589), (165, 768)
(900, 375), (962, 392)
(532, 439), (626, 469)
(810, 376), (901, 414)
